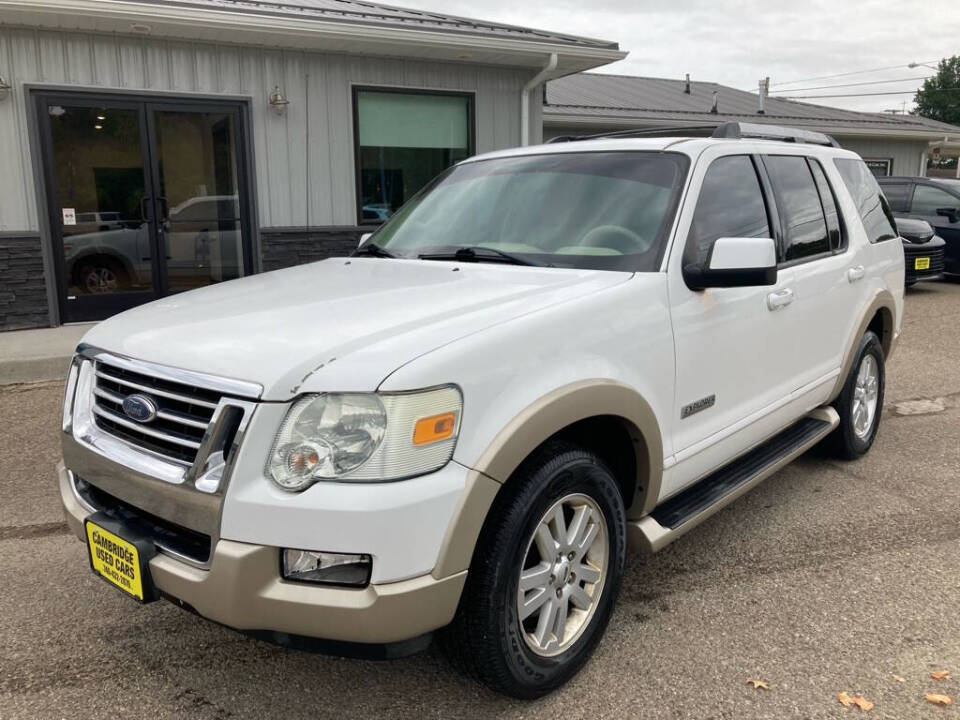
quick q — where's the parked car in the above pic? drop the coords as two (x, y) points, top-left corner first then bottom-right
(878, 176), (960, 279)
(58, 123), (903, 699)
(895, 217), (946, 286)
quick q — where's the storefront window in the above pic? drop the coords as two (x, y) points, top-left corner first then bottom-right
(354, 89), (473, 223)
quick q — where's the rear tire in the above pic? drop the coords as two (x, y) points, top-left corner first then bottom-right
(441, 441), (626, 699)
(829, 330), (885, 459)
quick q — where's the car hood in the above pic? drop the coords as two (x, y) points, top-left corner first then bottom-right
(80, 257), (630, 400)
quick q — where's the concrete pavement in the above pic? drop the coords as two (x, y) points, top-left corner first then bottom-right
(0, 322), (94, 385)
(1, 282), (959, 718)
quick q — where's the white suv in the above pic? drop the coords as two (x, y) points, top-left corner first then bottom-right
(59, 122), (904, 698)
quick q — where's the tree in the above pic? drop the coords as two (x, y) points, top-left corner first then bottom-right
(913, 56), (960, 125)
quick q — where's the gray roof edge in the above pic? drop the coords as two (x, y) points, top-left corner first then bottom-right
(140, 0), (621, 50)
(545, 73), (960, 136)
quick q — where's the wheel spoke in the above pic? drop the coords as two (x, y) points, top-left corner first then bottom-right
(534, 523), (557, 561)
(577, 518), (600, 555)
(519, 562), (552, 592)
(519, 587), (551, 621)
(549, 505), (567, 548)
(552, 596), (569, 644)
(569, 584), (592, 610)
(575, 562), (602, 585)
(565, 505), (590, 549)
(533, 598), (559, 648)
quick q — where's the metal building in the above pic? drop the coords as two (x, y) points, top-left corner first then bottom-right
(543, 73), (960, 179)
(0, 0), (623, 330)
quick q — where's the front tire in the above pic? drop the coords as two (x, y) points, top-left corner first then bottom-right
(442, 442), (626, 699)
(829, 330), (885, 459)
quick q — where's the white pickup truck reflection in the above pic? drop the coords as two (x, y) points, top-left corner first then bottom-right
(63, 195), (242, 294)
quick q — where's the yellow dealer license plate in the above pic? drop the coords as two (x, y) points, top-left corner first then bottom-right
(915, 257), (931, 271)
(85, 517), (157, 602)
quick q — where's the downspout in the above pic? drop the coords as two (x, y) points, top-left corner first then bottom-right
(521, 53), (558, 146)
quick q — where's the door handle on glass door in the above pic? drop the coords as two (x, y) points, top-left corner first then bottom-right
(766, 288), (794, 311)
(847, 265), (865, 283)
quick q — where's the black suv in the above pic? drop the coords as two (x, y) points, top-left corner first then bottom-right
(878, 176), (960, 278)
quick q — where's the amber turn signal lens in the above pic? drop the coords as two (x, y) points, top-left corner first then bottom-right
(413, 412), (457, 445)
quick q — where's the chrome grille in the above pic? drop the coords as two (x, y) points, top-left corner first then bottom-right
(92, 360), (223, 465)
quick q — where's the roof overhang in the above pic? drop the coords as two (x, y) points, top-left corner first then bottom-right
(542, 112), (960, 143)
(0, 0), (626, 75)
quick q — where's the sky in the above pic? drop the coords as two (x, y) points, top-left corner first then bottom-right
(395, 0), (960, 114)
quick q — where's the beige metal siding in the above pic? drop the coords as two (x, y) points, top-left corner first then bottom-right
(833, 137), (927, 177)
(0, 27), (528, 232)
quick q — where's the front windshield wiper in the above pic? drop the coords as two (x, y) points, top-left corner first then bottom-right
(353, 241), (397, 259)
(418, 246), (540, 267)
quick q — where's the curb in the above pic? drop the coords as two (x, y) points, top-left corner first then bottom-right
(0, 356), (71, 386)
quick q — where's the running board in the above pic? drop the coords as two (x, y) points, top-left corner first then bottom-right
(629, 407), (839, 553)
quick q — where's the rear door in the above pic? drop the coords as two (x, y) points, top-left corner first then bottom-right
(758, 154), (859, 395)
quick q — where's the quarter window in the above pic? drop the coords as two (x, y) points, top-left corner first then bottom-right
(911, 184), (960, 216)
(764, 155), (830, 262)
(354, 89), (473, 224)
(833, 158), (898, 243)
(685, 155), (770, 267)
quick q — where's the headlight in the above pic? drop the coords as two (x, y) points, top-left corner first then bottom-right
(266, 385), (462, 490)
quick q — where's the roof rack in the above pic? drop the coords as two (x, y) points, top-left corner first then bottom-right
(711, 122), (840, 147)
(546, 121), (840, 148)
(547, 125), (718, 143)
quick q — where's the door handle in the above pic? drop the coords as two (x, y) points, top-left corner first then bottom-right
(847, 265), (865, 283)
(766, 288), (794, 311)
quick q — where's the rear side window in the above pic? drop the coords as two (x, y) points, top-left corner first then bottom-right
(808, 160), (843, 251)
(684, 155), (770, 267)
(763, 155), (830, 262)
(911, 184), (960, 215)
(880, 182), (912, 212)
(833, 158), (898, 243)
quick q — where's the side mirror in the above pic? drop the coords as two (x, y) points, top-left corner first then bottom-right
(359, 232), (372, 247)
(683, 236), (778, 290)
(935, 207), (960, 223)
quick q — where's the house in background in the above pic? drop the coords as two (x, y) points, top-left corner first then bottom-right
(0, 0), (623, 330)
(543, 73), (960, 177)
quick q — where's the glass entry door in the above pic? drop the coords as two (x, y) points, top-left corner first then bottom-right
(37, 93), (253, 323)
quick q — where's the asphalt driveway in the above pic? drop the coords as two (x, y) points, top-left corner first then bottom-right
(1, 282), (959, 719)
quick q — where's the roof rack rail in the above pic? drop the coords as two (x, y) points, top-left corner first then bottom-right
(546, 122), (841, 148)
(711, 121), (840, 147)
(547, 125), (719, 143)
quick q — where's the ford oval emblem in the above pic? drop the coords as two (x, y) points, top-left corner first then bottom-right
(122, 393), (158, 423)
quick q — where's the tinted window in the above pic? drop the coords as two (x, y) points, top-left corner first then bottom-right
(834, 158), (898, 243)
(809, 159), (843, 251)
(684, 155), (769, 267)
(355, 89), (473, 224)
(880, 182), (912, 212)
(372, 152), (689, 272)
(912, 184), (960, 215)
(764, 155), (830, 261)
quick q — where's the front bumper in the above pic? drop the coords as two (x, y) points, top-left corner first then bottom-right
(60, 462), (467, 644)
(903, 240), (946, 283)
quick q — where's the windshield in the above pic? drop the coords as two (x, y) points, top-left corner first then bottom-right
(367, 151), (689, 271)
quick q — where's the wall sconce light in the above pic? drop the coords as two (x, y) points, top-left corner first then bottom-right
(0, 75), (11, 102)
(268, 85), (289, 115)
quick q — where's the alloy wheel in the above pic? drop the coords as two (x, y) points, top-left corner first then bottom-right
(852, 354), (879, 439)
(516, 493), (608, 657)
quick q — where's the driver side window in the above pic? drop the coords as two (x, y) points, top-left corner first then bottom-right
(912, 185), (958, 216)
(684, 155), (771, 267)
